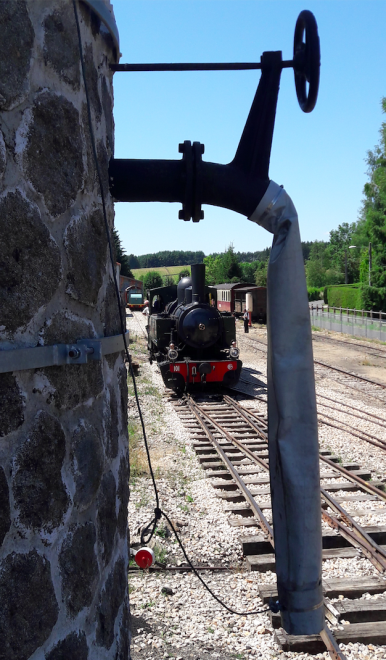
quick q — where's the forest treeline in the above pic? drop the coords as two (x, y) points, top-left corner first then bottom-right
(132, 242), (315, 291)
(127, 245), (313, 273)
(128, 251), (205, 269)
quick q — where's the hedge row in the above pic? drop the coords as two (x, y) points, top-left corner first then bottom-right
(307, 287), (323, 302)
(324, 284), (386, 312)
(324, 285), (361, 308)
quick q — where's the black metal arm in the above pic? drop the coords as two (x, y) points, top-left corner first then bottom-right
(109, 51), (282, 221)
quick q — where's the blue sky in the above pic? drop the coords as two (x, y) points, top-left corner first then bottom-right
(112, 1), (386, 257)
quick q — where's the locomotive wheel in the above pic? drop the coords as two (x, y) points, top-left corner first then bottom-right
(293, 10), (320, 113)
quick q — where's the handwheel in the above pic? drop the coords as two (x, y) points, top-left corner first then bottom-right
(293, 10), (320, 113)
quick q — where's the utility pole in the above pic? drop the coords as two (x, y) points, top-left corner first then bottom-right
(0, 2), (129, 658)
(369, 242), (372, 287)
(345, 248), (348, 284)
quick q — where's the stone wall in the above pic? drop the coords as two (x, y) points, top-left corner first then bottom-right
(0, 2), (129, 658)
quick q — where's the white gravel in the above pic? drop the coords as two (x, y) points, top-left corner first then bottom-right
(126, 313), (386, 659)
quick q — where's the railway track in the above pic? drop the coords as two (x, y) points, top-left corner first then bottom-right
(172, 392), (386, 657)
(312, 333), (386, 360)
(240, 365), (386, 455)
(240, 335), (386, 399)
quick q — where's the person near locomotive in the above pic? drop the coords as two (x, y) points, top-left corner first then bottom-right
(243, 309), (249, 333)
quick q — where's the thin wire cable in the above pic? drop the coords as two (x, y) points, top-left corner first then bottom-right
(161, 510), (270, 615)
(73, 0), (271, 617)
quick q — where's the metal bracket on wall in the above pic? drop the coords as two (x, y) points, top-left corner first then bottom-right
(0, 331), (129, 374)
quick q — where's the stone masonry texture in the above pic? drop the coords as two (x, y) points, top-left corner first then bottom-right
(0, 2), (129, 658)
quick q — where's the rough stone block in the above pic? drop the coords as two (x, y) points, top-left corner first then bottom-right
(0, 191), (61, 333)
(97, 471), (117, 566)
(41, 311), (94, 346)
(0, 0), (34, 110)
(103, 280), (122, 335)
(59, 522), (98, 617)
(102, 78), (113, 151)
(96, 557), (126, 649)
(13, 410), (70, 532)
(118, 362), (129, 428)
(0, 467), (10, 547)
(0, 550), (58, 660)
(117, 455), (129, 539)
(65, 209), (107, 306)
(42, 361), (104, 410)
(84, 43), (102, 120)
(45, 631), (88, 660)
(0, 373), (24, 436)
(43, 3), (80, 89)
(104, 384), (119, 459)
(71, 420), (104, 511)
(25, 92), (83, 216)
(116, 601), (130, 660)
(0, 129), (5, 178)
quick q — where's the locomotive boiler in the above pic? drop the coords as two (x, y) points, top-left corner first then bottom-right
(147, 264), (242, 394)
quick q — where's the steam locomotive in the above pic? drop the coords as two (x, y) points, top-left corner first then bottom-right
(147, 264), (242, 394)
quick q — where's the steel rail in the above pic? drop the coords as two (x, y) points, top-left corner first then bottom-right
(240, 335), (386, 391)
(321, 511), (386, 574)
(185, 397), (274, 545)
(226, 401), (386, 491)
(185, 395), (383, 656)
(319, 455), (386, 502)
(321, 488), (386, 566)
(312, 333), (386, 359)
(314, 359), (386, 390)
(224, 394), (268, 440)
(235, 368), (386, 451)
(189, 398), (269, 473)
(231, 398), (386, 498)
(320, 625), (348, 660)
(206, 396), (386, 573)
(319, 418), (386, 453)
(318, 400), (386, 432)
(188, 394), (386, 573)
(190, 396), (386, 566)
(318, 410), (386, 449)
(317, 393), (386, 428)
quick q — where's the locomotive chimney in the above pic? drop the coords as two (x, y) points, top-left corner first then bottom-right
(191, 263), (205, 303)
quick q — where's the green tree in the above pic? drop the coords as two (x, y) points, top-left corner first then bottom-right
(128, 253), (140, 269)
(204, 254), (223, 285)
(219, 244), (242, 282)
(163, 275), (175, 286)
(143, 271), (163, 290)
(255, 262), (268, 287)
(240, 261), (259, 283)
(179, 268), (190, 280)
(358, 97), (386, 287)
(113, 228), (133, 277)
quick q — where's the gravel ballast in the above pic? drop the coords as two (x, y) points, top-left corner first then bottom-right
(126, 313), (386, 660)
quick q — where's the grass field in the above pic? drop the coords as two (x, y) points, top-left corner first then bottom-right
(132, 265), (191, 282)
